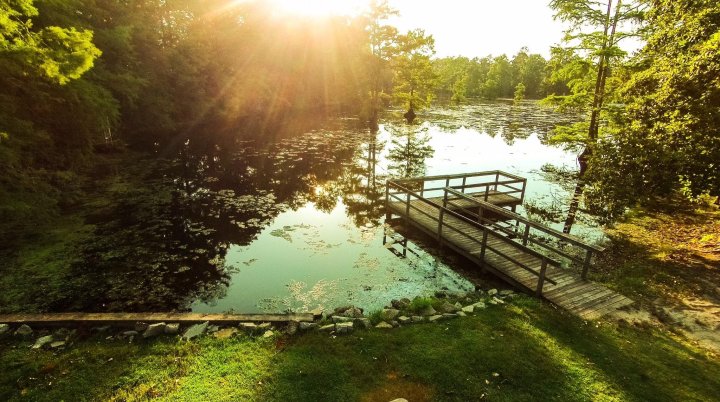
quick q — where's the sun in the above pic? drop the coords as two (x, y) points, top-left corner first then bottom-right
(268, 0), (367, 17)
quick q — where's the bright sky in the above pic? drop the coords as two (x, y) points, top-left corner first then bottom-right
(388, 0), (564, 58)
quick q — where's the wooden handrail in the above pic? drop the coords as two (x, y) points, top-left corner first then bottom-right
(443, 187), (605, 253)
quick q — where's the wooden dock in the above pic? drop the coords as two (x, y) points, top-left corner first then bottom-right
(0, 312), (314, 326)
(386, 171), (633, 320)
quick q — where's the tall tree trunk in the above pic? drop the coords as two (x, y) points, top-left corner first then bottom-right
(563, 0), (622, 234)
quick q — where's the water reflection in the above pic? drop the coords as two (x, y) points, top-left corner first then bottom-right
(386, 124), (435, 178)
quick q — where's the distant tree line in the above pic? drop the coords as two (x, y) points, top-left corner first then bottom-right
(432, 47), (572, 102)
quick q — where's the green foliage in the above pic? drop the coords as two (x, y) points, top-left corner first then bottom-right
(586, 0), (720, 213)
(392, 28), (437, 111)
(408, 296), (433, 313)
(434, 49), (550, 101)
(0, 0), (100, 85)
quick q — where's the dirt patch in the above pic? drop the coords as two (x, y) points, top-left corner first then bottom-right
(360, 375), (434, 402)
(603, 205), (720, 353)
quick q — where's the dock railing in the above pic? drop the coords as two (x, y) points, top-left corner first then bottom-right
(442, 187), (604, 279)
(386, 179), (558, 295)
(390, 170), (527, 203)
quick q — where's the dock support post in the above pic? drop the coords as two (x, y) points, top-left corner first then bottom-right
(404, 192), (411, 230)
(438, 190), (448, 247)
(536, 258), (548, 296)
(522, 225), (530, 246)
(479, 229), (489, 273)
(581, 251), (593, 280)
(385, 183), (391, 220)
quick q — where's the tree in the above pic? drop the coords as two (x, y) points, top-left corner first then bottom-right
(483, 55), (512, 99)
(393, 29), (437, 122)
(0, 0), (100, 86)
(359, 0), (399, 126)
(588, 0), (720, 210)
(546, 0), (646, 233)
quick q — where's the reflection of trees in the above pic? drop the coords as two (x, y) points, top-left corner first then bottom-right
(340, 129), (387, 226)
(387, 124), (435, 178)
(65, 120), (367, 312)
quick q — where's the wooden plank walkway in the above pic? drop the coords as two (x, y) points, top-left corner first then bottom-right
(387, 172), (633, 320)
(0, 312), (314, 326)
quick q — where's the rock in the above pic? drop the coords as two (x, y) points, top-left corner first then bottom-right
(319, 324), (335, 332)
(50, 341), (66, 349)
(143, 323), (167, 338)
(418, 306), (437, 316)
(0, 324), (9, 336)
(473, 302), (487, 309)
(390, 399), (409, 402)
(491, 297), (505, 305)
(488, 289), (498, 296)
(213, 328), (238, 339)
(121, 330), (139, 338)
(207, 325), (220, 333)
(437, 300), (459, 314)
(428, 315), (443, 322)
(375, 322), (393, 329)
(286, 321), (299, 335)
(353, 318), (371, 329)
(239, 323), (258, 332)
(262, 330), (275, 338)
(411, 316), (425, 323)
(309, 307), (324, 318)
(165, 323), (180, 335)
(181, 321), (208, 341)
(462, 305), (475, 314)
(92, 325), (111, 333)
(442, 313), (458, 319)
(452, 291), (468, 299)
(15, 324), (33, 337)
(32, 335), (54, 349)
(457, 311), (467, 317)
(134, 322), (149, 332)
(299, 322), (318, 331)
(336, 322), (354, 334)
(391, 298), (411, 309)
(383, 309), (400, 320)
(333, 305), (354, 315)
(55, 328), (76, 341)
(257, 323), (272, 331)
(454, 302), (462, 309)
(398, 316), (412, 325)
(340, 306), (364, 318)
(332, 316), (352, 323)
(499, 289), (515, 297)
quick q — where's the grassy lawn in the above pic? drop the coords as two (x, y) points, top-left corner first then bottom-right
(2, 297), (719, 401)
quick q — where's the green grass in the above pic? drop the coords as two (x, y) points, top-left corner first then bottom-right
(2, 297), (719, 401)
(408, 297), (434, 313)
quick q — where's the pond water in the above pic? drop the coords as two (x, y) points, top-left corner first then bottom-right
(59, 100), (602, 314)
(168, 100), (597, 314)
